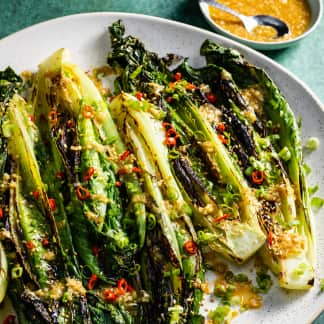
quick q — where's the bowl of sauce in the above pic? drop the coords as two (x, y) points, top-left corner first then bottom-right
(199, 0), (322, 50)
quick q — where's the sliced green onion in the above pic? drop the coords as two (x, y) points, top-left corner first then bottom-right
(129, 243), (137, 251)
(130, 263), (141, 275)
(303, 163), (312, 175)
(257, 137), (270, 149)
(62, 291), (72, 303)
(320, 278), (324, 293)
(278, 146), (291, 162)
(244, 166), (254, 177)
(234, 273), (249, 283)
(168, 149), (180, 160)
(305, 137), (319, 151)
(130, 66), (142, 80)
(197, 230), (216, 244)
(255, 270), (272, 293)
(308, 184), (319, 196)
(209, 305), (231, 323)
(11, 265), (23, 279)
(292, 263), (310, 279)
(147, 213), (156, 230)
(311, 197), (324, 209)
(168, 187), (179, 201)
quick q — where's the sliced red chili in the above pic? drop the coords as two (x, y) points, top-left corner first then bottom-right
(162, 122), (173, 130)
(76, 186), (90, 201)
(92, 245), (100, 257)
(120, 150), (131, 161)
(87, 274), (98, 290)
(169, 82), (175, 89)
(127, 284), (135, 293)
(174, 72), (182, 81)
(272, 126), (281, 134)
(213, 213), (231, 222)
(133, 167), (141, 174)
(115, 181), (123, 187)
(3, 315), (16, 324)
(183, 240), (198, 255)
(26, 241), (35, 250)
(217, 133), (228, 145)
(0, 207), (3, 220)
(48, 110), (58, 125)
(251, 170), (265, 185)
(268, 231), (273, 247)
(32, 191), (40, 199)
(206, 93), (217, 104)
(42, 238), (49, 247)
(117, 167), (128, 175)
(83, 167), (96, 181)
(82, 105), (95, 119)
(48, 198), (56, 211)
(117, 278), (128, 295)
(166, 96), (173, 103)
(28, 115), (35, 122)
(216, 123), (226, 133)
(56, 171), (64, 180)
(135, 92), (143, 101)
(185, 83), (196, 90)
(66, 119), (75, 128)
(165, 137), (177, 147)
(166, 128), (179, 139)
(103, 289), (117, 302)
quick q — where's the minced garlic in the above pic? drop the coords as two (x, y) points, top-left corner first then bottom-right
(66, 278), (86, 296)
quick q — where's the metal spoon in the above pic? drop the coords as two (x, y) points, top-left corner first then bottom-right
(200, 0), (290, 37)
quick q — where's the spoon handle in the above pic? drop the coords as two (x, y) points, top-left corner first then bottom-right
(200, 0), (244, 19)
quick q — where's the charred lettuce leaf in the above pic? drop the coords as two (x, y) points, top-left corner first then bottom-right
(200, 40), (315, 289)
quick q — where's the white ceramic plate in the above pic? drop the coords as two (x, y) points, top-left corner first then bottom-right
(0, 12), (323, 324)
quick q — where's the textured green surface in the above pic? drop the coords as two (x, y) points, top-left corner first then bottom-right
(0, 0), (323, 322)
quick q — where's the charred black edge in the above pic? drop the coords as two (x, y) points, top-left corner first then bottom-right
(21, 289), (60, 323)
(220, 78), (247, 110)
(162, 53), (185, 71)
(78, 295), (92, 324)
(222, 106), (257, 158)
(142, 226), (181, 323)
(52, 115), (80, 183)
(172, 158), (204, 207)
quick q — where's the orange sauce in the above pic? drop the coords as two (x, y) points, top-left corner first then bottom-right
(232, 281), (262, 309)
(208, 0), (311, 42)
(214, 277), (263, 310)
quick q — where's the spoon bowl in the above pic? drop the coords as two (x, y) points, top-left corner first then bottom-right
(198, 0), (322, 50)
(243, 15), (290, 37)
(200, 0), (290, 37)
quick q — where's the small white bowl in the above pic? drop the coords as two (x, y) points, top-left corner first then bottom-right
(199, 0), (322, 50)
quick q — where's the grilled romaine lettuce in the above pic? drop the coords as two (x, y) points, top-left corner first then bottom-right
(106, 21), (315, 290)
(110, 92), (204, 323)
(32, 48), (148, 322)
(107, 21), (265, 263)
(195, 40), (315, 289)
(0, 66), (22, 303)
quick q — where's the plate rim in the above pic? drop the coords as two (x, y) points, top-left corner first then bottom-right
(1, 11), (324, 323)
(0, 11), (323, 110)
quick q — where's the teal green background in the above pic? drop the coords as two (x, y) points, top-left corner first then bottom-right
(0, 0), (323, 322)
